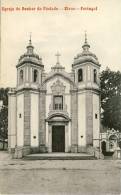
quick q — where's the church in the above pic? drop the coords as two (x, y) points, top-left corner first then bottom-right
(8, 34), (101, 158)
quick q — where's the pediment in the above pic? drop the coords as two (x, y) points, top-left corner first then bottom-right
(42, 71), (75, 86)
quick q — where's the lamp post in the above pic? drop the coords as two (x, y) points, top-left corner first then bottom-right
(0, 100), (8, 150)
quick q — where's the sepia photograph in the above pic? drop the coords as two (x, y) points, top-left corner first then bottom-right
(0, 0), (121, 194)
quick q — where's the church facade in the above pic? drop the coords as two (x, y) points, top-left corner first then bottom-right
(8, 35), (101, 158)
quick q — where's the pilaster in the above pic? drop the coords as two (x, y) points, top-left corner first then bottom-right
(70, 89), (78, 152)
(39, 90), (47, 152)
(48, 124), (52, 152)
(8, 89), (17, 150)
(86, 91), (93, 145)
(24, 90), (31, 146)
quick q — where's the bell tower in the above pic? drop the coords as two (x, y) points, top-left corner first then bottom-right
(16, 35), (44, 90)
(13, 37), (45, 158)
(72, 33), (101, 151)
(72, 32), (100, 89)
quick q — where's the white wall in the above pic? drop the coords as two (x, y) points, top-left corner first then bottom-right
(30, 93), (39, 147)
(65, 94), (71, 117)
(8, 94), (16, 149)
(17, 93), (24, 146)
(78, 93), (86, 146)
(46, 94), (51, 118)
(93, 94), (100, 147)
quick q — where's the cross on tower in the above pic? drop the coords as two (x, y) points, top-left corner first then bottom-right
(55, 52), (61, 65)
(29, 32), (32, 45)
(85, 30), (87, 43)
(82, 30), (90, 51)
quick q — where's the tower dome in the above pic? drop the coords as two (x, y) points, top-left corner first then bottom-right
(73, 33), (100, 67)
(16, 36), (43, 68)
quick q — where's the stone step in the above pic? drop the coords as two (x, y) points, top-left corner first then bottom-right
(103, 152), (114, 160)
(24, 153), (96, 160)
(104, 156), (113, 160)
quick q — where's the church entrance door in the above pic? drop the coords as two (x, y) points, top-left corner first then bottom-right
(52, 125), (65, 152)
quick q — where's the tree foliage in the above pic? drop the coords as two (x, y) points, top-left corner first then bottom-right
(0, 88), (9, 148)
(100, 68), (121, 131)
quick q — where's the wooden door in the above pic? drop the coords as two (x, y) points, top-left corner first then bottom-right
(52, 126), (65, 152)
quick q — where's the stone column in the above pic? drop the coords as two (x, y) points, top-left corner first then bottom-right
(70, 89), (78, 152)
(39, 90), (47, 152)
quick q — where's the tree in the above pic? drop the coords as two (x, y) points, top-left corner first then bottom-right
(0, 88), (9, 149)
(100, 68), (121, 131)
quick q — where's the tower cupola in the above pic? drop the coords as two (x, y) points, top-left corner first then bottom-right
(72, 33), (101, 89)
(73, 33), (100, 67)
(17, 37), (43, 68)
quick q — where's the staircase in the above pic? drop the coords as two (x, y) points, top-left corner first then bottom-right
(103, 151), (114, 160)
(24, 153), (96, 160)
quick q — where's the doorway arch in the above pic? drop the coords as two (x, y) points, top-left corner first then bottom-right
(46, 113), (71, 153)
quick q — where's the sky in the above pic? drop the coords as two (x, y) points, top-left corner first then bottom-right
(0, 0), (121, 87)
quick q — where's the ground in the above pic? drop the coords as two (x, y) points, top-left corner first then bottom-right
(0, 151), (121, 195)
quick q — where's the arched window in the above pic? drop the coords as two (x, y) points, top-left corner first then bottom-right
(78, 68), (83, 82)
(33, 69), (38, 83)
(19, 69), (23, 84)
(94, 69), (97, 83)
